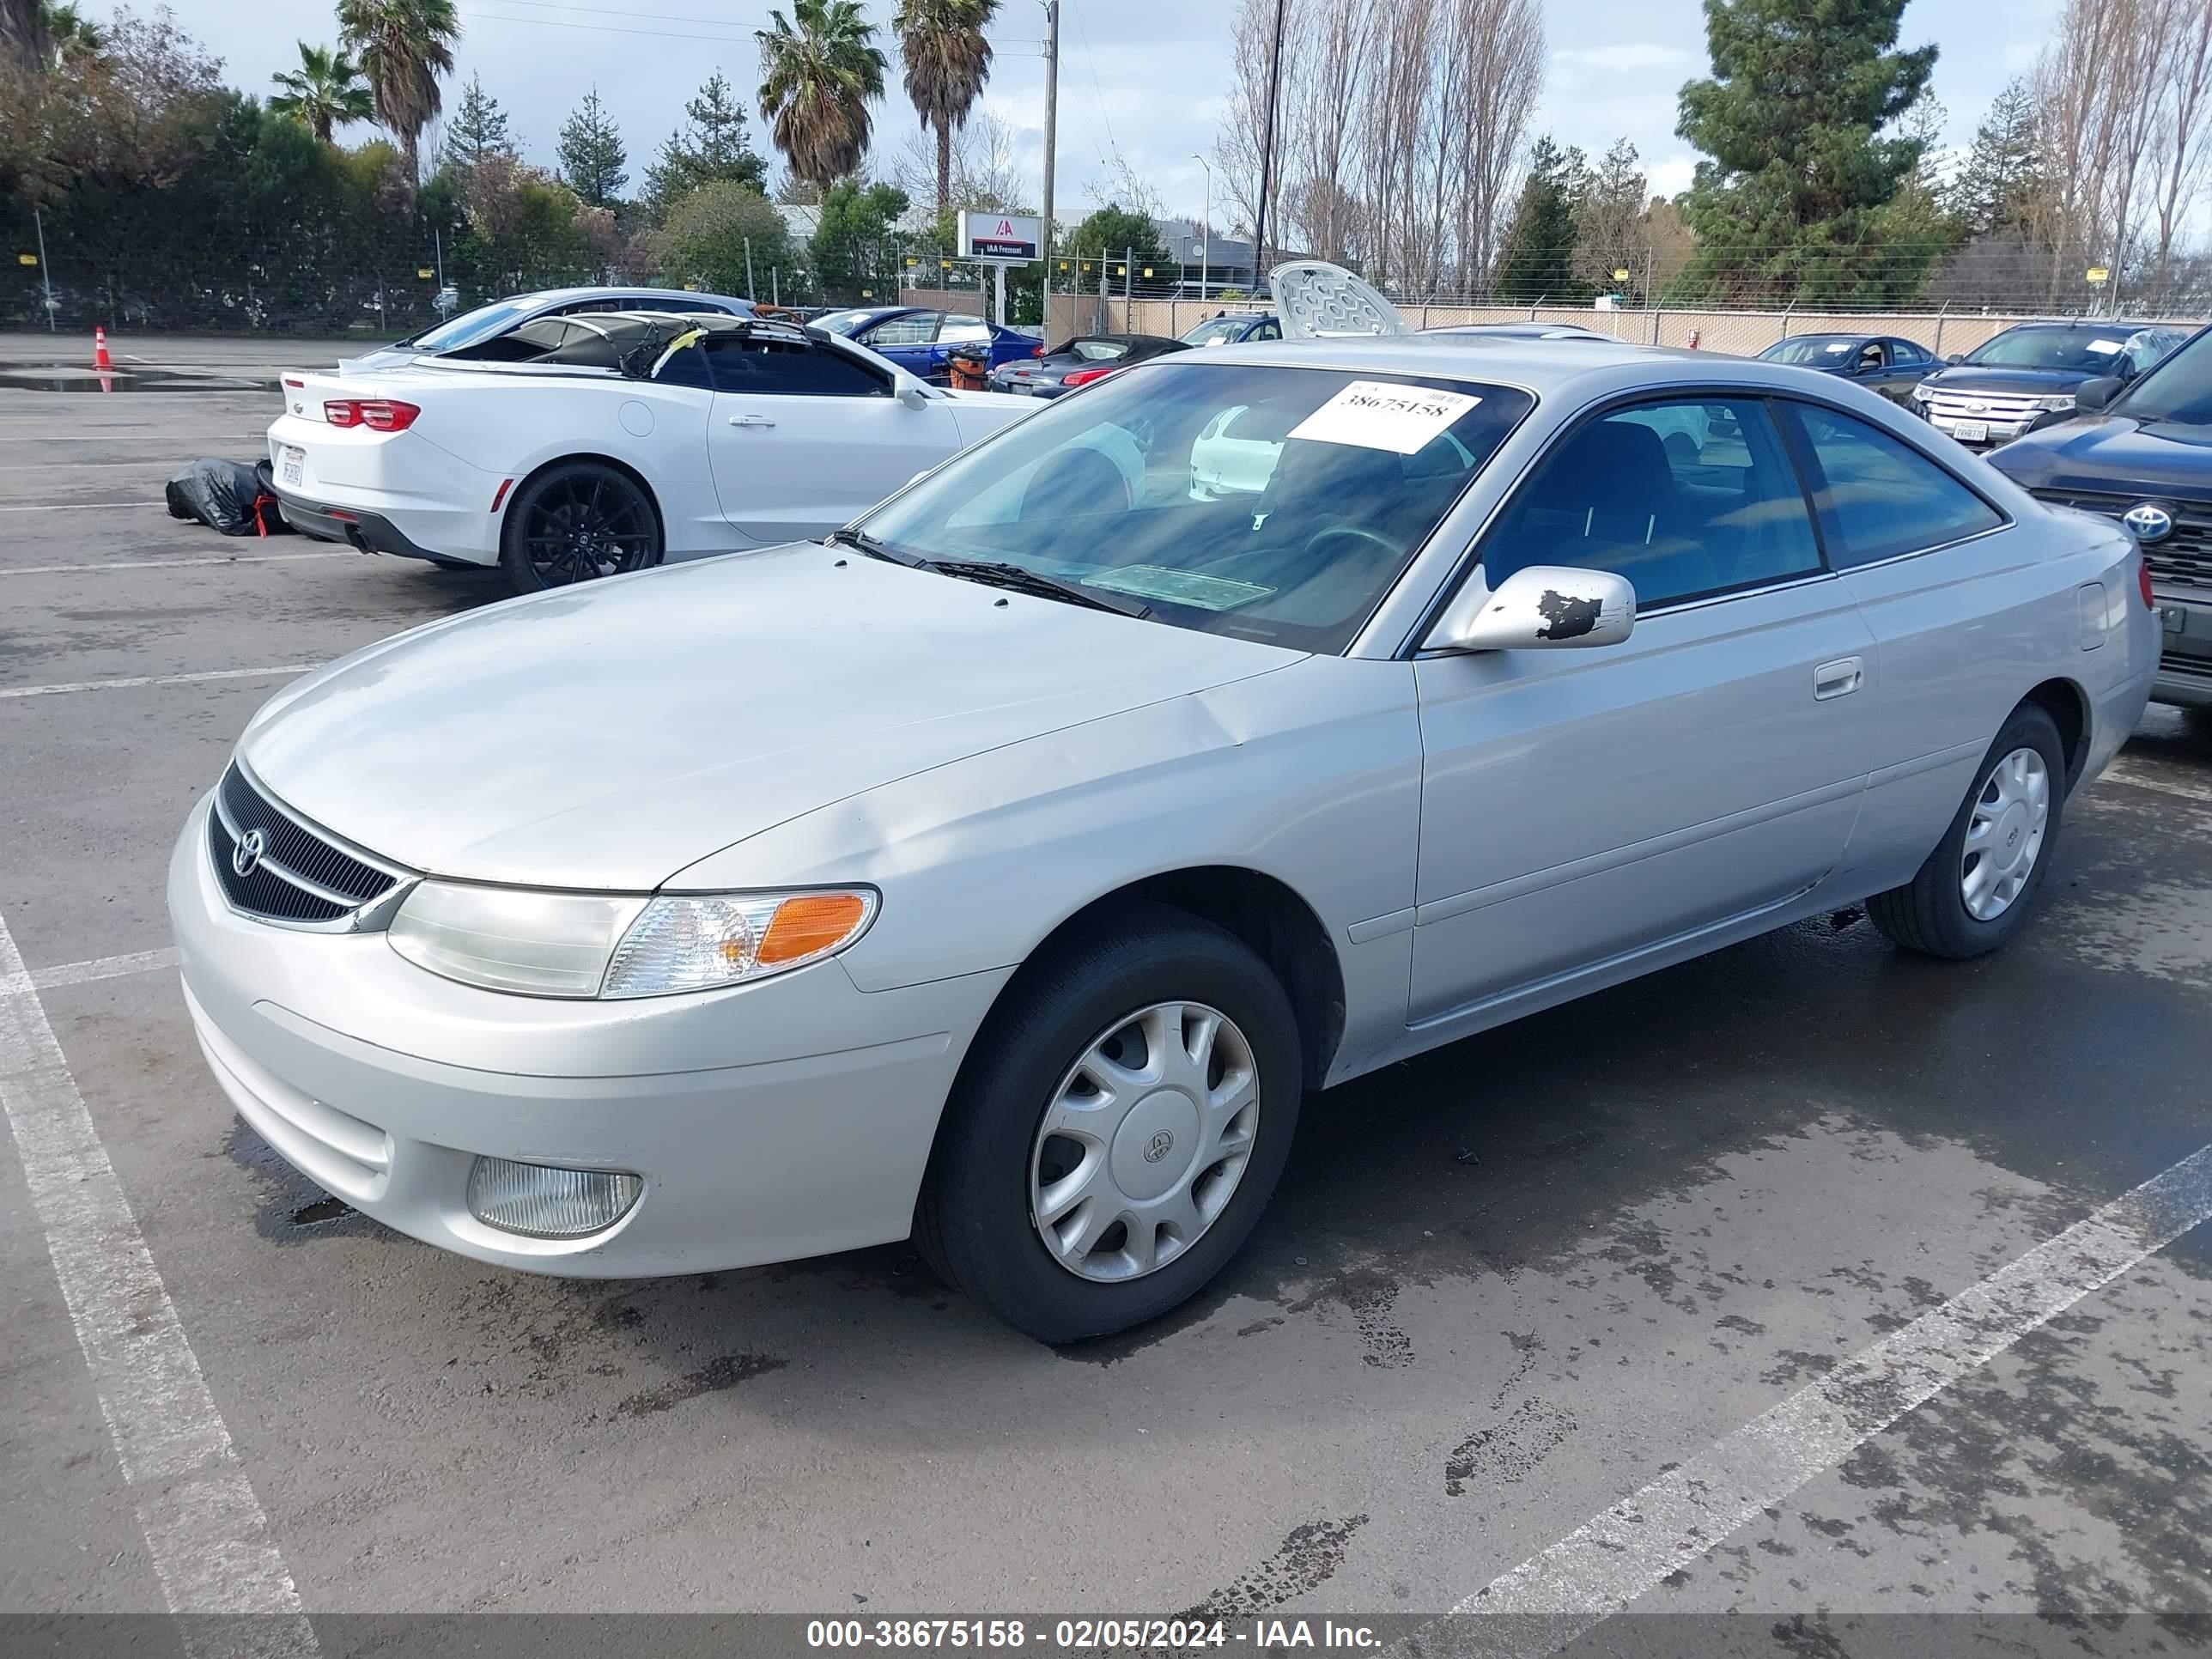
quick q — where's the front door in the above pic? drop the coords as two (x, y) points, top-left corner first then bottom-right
(1409, 395), (1878, 1023)
(703, 334), (960, 542)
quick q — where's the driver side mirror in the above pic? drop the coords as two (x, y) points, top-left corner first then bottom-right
(1944, 352), (1966, 365)
(1424, 565), (1636, 653)
(897, 384), (929, 410)
(2075, 375), (2123, 412)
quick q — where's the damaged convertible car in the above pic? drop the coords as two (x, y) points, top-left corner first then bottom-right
(268, 310), (1036, 594)
(179, 270), (2157, 1343)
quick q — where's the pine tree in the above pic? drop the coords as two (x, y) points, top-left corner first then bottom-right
(1674, 0), (1937, 304)
(440, 72), (513, 182)
(556, 86), (628, 208)
(644, 70), (769, 212)
(1491, 137), (1587, 302)
(1944, 78), (2043, 235)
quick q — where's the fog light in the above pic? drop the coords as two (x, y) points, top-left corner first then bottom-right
(466, 1157), (641, 1239)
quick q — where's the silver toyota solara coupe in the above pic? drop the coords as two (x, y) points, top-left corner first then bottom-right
(170, 333), (2158, 1343)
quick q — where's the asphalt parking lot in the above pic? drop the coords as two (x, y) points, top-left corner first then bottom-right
(2, 332), (2209, 1650)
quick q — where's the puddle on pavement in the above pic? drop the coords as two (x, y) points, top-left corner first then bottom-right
(0, 371), (280, 393)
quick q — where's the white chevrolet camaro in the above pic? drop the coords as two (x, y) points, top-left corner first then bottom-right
(266, 311), (1039, 594)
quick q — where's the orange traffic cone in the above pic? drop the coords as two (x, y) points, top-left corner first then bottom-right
(93, 325), (112, 370)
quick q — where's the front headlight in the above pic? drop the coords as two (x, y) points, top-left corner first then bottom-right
(2033, 393), (2077, 412)
(387, 882), (877, 999)
(1911, 380), (1936, 403)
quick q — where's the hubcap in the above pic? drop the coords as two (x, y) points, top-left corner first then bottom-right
(1029, 1000), (1260, 1283)
(1961, 745), (2050, 921)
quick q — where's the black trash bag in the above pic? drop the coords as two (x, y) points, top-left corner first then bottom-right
(164, 457), (295, 538)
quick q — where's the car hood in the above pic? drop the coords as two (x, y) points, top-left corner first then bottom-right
(238, 544), (1300, 890)
(1919, 365), (2101, 394)
(1987, 414), (2212, 506)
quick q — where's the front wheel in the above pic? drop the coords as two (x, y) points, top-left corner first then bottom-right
(916, 903), (1303, 1344)
(498, 462), (662, 595)
(1869, 703), (2066, 958)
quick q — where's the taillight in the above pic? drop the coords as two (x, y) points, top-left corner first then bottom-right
(2139, 554), (2156, 609)
(1030, 343), (1043, 357)
(1062, 367), (1116, 388)
(324, 398), (420, 431)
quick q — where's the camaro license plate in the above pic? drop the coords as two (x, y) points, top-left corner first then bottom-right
(280, 445), (304, 487)
(1948, 419), (1988, 443)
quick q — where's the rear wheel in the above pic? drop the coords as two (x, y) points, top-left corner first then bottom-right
(498, 462), (661, 595)
(916, 903), (1302, 1344)
(1869, 703), (2066, 958)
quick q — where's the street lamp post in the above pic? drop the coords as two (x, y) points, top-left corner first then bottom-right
(1192, 153), (1211, 301)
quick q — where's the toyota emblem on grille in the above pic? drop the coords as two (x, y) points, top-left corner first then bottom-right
(232, 826), (267, 878)
(2124, 502), (2174, 543)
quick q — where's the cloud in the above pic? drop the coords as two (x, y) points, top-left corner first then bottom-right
(1550, 43), (1697, 91)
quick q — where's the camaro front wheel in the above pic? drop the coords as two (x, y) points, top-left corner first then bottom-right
(916, 903), (1303, 1344)
(499, 461), (662, 594)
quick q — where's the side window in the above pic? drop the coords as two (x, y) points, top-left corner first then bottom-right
(1778, 403), (2004, 568)
(653, 341), (715, 390)
(704, 337), (889, 397)
(1480, 398), (1823, 609)
(1252, 319), (1281, 342)
(938, 315), (991, 343)
(864, 313), (939, 346)
(1893, 340), (1930, 367)
(1856, 341), (1887, 370)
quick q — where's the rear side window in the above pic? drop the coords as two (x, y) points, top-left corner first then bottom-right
(939, 316), (991, 343)
(654, 342), (715, 389)
(1480, 397), (1822, 609)
(704, 338), (887, 397)
(1778, 404), (2004, 568)
(865, 313), (939, 346)
(1891, 339), (1931, 366)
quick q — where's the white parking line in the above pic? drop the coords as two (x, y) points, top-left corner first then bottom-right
(2105, 760), (2212, 805)
(0, 912), (319, 1652)
(0, 947), (181, 1000)
(2, 553), (346, 576)
(0, 500), (167, 511)
(1423, 1142), (2212, 1657)
(0, 665), (317, 700)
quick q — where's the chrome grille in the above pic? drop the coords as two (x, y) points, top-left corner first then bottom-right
(1923, 391), (2042, 428)
(208, 764), (404, 927)
(2029, 490), (2212, 595)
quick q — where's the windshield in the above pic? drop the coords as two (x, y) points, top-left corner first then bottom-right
(2112, 326), (2212, 424)
(1965, 327), (2152, 372)
(813, 310), (877, 337)
(1761, 337), (1865, 365)
(1182, 317), (1248, 346)
(405, 297), (543, 353)
(855, 360), (1534, 653)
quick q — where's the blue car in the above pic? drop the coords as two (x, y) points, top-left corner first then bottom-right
(813, 305), (1034, 382)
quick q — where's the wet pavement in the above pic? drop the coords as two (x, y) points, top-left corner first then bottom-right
(0, 356), (2208, 1641)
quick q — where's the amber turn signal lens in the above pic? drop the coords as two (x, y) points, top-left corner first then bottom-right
(758, 892), (871, 965)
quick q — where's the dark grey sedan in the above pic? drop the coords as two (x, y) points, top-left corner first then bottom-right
(990, 333), (1188, 398)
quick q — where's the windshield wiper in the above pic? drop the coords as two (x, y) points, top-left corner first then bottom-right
(825, 526), (935, 569)
(928, 559), (1152, 619)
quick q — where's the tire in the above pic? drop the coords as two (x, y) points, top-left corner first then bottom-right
(497, 461), (662, 595)
(1869, 703), (2066, 959)
(916, 902), (1303, 1344)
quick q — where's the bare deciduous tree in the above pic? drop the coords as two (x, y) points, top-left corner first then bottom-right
(2147, 0), (2212, 283)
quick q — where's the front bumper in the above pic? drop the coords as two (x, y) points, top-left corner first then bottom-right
(169, 794), (1010, 1276)
(2152, 592), (2212, 708)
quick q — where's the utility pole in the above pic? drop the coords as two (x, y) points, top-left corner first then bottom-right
(1193, 153), (1211, 300)
(33, 205), (54, 331)
(1040, 0), (1060, 321)
(1251, 0), (1287, 289)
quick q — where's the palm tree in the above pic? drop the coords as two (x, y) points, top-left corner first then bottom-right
(37, 0), (102, 66)
(335, 0), (459, 183)
(756, 0), (887, 192)
(270, 42), (375, 144)
(892, 0), (998, 216)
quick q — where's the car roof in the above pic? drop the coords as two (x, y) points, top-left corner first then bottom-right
(1996, 319), (2170, 332)
(1174, 332), (1765, 397)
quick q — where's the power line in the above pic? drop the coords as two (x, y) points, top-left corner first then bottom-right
(1064, 0), (1118, 171)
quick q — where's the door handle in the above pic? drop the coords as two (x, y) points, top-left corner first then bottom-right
(727, 414), (775, 428)
(1814, 656), (1863, 700)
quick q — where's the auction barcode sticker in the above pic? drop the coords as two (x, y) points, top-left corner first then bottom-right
(1288, 380), (1482, 454)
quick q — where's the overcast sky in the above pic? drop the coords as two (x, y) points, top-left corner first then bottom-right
(158, 0), (2062, 217)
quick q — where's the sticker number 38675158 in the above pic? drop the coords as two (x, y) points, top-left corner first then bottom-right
(1288, 380), (1483, 455)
